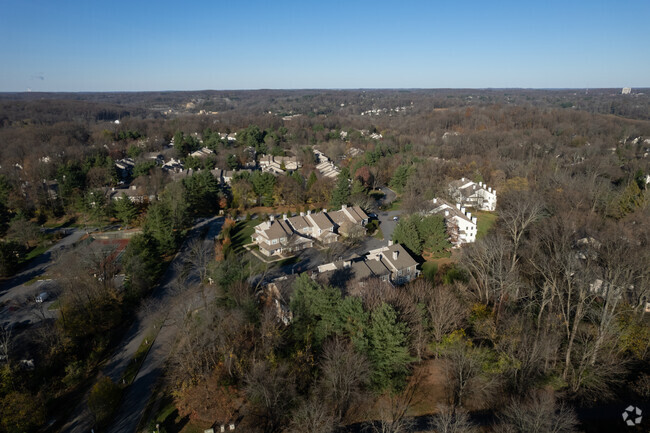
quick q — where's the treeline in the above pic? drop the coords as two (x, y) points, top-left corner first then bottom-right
(0, 176), (206, 431)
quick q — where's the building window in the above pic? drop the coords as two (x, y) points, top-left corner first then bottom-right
(272, 239), (278, 245)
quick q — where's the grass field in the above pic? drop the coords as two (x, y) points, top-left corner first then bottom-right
(230, 219), (258, 253)
(475, 210), (498, 239)
(19, 243), (50, 264)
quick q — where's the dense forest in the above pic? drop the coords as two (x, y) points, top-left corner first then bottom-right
(0, 89), (648, 433)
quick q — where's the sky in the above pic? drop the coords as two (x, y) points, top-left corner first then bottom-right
(1, 0), (649, 91)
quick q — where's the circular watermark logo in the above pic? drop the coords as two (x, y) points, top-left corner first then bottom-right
(622, 405), (642, 426)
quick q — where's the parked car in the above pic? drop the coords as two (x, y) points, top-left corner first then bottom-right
(35, 292), (49, 303)
(392, 216), (399, 221)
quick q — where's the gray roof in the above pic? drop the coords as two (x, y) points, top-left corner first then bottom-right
(260, 220), (293, 240)
(308, 212), (334, 230)
(349, 205), (369, 223)
(380, 244), (418, 271)
(327, 210), (350, 226)
(287, 215), (311, 232)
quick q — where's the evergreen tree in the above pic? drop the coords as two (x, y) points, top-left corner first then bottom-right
(160, 182), (190, 230)
(114, 194), (138, 225)
(0, 241), (22, 277)
(392, 216), (423, 255)
(367, 302), (413, 391)
(144, 201), (177, 254)
(184, 171), (220, 215)
(121, 233), (161, 294)
(307, 171), (318, 191)
(250, 172), (276, 206)
(418, 214), (451, 254)
(227, 154), (240, 170)
(330, 168), (351, 208)
(389, 164), (413, 193)
(290, 274), (342, 347)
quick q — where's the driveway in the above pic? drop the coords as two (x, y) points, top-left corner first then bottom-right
(374, 209), (403, 246)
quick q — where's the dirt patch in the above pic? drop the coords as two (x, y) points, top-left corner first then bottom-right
(345, 359), (449, 424)
(408, 359), (449, 415)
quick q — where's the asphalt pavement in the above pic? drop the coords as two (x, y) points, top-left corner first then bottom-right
(0, 229), (86, 330)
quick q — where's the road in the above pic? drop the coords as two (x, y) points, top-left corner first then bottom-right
(0, 228), (86, 330)
(59, 217), (223, 433)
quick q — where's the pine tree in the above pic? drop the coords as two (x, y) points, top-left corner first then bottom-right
(307, 171), (318, 191)
(144, 201), (177, 254)
(114, 194), (138, 225)
(367, 303), (413, 391)
(330, 168), (351, 209)
(392, 216), (423, 255)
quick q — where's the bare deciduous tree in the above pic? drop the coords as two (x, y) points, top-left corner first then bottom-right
(423, 282), (467, 346)
(244, 361), (296, 433)
(428, 405), (477, 433)
(371, 378), (419, 433)
(287, 394), (336, 433)
(497, 393), (579, 433)
(185, 236), (213, 284)
(0, 323), (12, 363)
(318, 338), (370, 422)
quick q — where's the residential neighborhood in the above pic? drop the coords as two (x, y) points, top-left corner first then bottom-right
(251, 204), (369, 257)
(317, 242), (420, 285)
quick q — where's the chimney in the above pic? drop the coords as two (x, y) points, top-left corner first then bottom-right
(323, 208), (328, 213)
(283, 214), (287, 220)
(461, 177), (465, 181)
(307, 210), (311, 215)
(270, 215), (275, 221)
(479, 181), (483, 187)
(342, 204), (347, 209)
(467, 212), (472, 219)
(472, 217), (477, 224)
(433, 198), (437, 204)
(488, 187), (492, 192)
(388, 240), (393, 246)
(300, 212), (305, 217)
(393, 250), (398, 260)
(445, 210), (449, 217)
(461, 207), (466, 214)
(131, 185), (137, 190)
(493, 189), (496, 195)
(456, 203), (461, 210)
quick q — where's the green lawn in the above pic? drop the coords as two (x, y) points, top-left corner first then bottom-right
(21, 244), (50, 263)
(230, 219), (258, 253)
(386, 199), (402, 211)
(476, 211), (498, 239)
(421, 262), (438, 282)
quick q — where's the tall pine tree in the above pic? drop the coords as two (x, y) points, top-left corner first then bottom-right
(330, 168), (351, 209)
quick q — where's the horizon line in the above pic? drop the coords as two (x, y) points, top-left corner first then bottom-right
(1, 86), (649, 94)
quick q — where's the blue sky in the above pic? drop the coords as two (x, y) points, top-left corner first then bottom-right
(1, 0), (648, 91)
